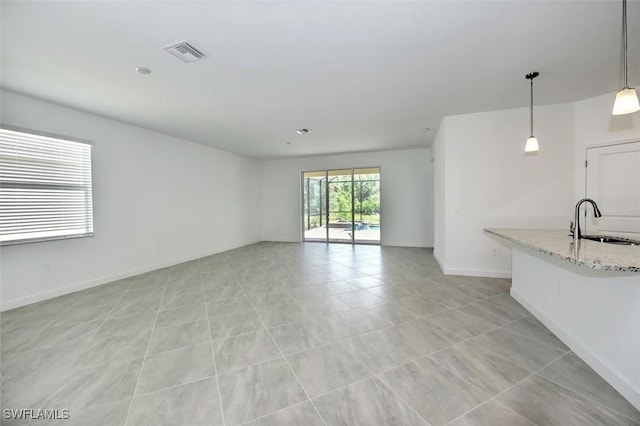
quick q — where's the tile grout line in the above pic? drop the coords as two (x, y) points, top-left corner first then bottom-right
(115, 373), (218, 403)
(201, 262), (228, 426)
(22, 279), (138, 426)
(414, 302), (575, 422)
(142, 322), (415, 388)
(375, 353), (494, 426)
(456, 348), (570, 423)
(4, 311), (99, 359)
(493, 319), (571, 353)
(36, 282), (145, 419)
(161, 273), (506, 366)
(237, 273), (331, 423)
(2, 307), (70, 355)
(234, 399), (316, 425)
(400, 300), (543, 363)
(362, 307), (555, 425)
(444, 350), (571, 425)
(370, 375), (434, 425)
(137, 313), (395, 387)
(262, 268), (490, 423)
(351, 303), (518, 361)
(380, 361), (465, 426)
(444, 320), (567, 372)
(15, 246), (632, 425)
(532, 369), (640, 424)
(122, 270), (172, 426)
(330, 342), (433, 426)
(490, 399), (540, 426)
(9, 278), (138, 354)
(230, 269), (329, 426)
(242, 288), (514, 364)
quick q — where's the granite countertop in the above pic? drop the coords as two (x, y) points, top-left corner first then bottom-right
(484, 228), (640, 273)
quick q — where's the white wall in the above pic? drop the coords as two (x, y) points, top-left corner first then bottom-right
(5, 89), (636, 308)
(434, 103), (575, 277)
(573, 92), (640, 199)
(258, 149), (434, 247)
(0, 91), (260, 310)
(432, 119), (447, 269)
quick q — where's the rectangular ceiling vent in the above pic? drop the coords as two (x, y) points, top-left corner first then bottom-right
(163, 41), (206, 63)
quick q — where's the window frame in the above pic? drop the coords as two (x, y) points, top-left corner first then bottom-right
(0, 124), (95, 246)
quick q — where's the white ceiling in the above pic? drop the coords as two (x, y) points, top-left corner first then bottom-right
(2, 1), (639, 158)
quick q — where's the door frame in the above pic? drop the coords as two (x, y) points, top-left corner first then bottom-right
(584, 139), (640, 236)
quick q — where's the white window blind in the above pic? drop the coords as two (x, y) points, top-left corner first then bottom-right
(0, 127), (94, 245)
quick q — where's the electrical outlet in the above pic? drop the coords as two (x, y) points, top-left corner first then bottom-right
(492, 248), (499, 256)
(43, 263), (52, 273)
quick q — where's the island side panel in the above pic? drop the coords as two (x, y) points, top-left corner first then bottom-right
(510, 245), (640, 410)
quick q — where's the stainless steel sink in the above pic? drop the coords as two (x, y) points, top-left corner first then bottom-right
(583, 235), (640, 246)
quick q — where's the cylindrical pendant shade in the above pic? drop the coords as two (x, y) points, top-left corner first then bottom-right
(525, 72), (540, 154)
(612, 87), (640, 115)
(525, 136), (539, 153)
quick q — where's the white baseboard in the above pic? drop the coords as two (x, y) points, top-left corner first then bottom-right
(1, 239), (260, 311)
(511, 287), (640, 410)
(433, 250), (445, 273)
(381, 241), (432, 248)
(443, 267), (512, 279)
(432, 251), (511, 278)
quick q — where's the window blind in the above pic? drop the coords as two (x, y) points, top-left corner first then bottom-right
(0, 127), (94, 245)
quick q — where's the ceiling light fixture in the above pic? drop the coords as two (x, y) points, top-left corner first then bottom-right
(525, 72), (540, 154)
(295, 129), (310, 134)
(136, 67), (151, 75)
(612, 0), (640, 115)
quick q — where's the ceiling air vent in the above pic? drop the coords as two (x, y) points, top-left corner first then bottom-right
(163, 41), (206, 63)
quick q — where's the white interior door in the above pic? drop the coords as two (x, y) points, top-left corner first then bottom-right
(585, 141), (640, 237)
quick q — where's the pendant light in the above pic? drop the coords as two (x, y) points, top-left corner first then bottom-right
(612, 0), (640, 115)
(525, 72), (540, 153)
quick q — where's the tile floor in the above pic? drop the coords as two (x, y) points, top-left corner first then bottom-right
(2, 242), (639, 425)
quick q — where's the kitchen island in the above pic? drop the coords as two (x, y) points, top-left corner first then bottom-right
(485, 228), (640, 410)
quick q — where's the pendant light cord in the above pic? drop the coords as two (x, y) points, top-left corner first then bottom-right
(530, 77), (534, 137)
(623, 0), (629, 89)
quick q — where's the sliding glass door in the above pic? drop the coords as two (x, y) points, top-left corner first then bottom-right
(327, 169), (354, 243)
(353, 168), (381, 244)
(302, 171), (326, 242)
(302, 167), (380, 244)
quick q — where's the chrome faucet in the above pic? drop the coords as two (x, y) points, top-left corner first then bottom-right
(571, 198), (602, 241)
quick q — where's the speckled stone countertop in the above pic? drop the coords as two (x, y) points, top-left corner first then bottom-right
(484, 228), (640, 273)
